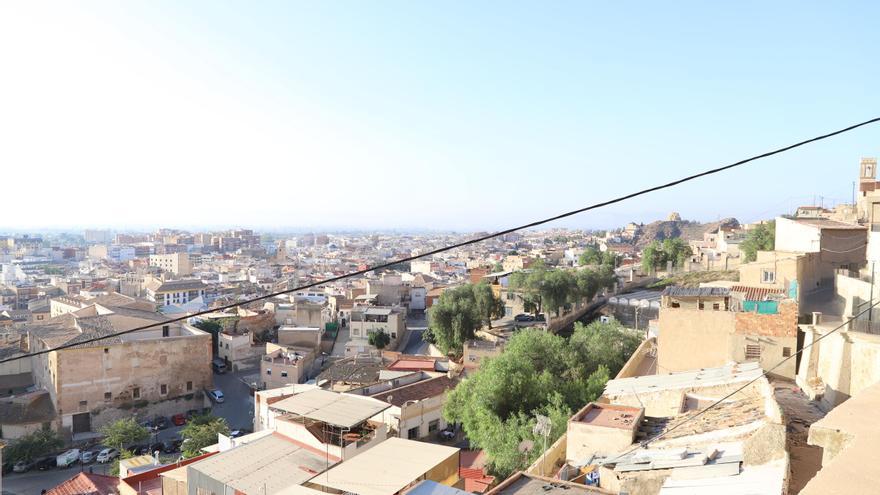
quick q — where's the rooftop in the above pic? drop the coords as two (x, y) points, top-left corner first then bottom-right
(789, 217), (865, 230)
(46, 472), (120, 495)
(370, 376), (456, 407)
(487, 473), (608, 495)
(313, 437), (459, 495)
(574, 403), (641, 430)
(603, 362), (763, 397)
(405, 480), (474, 495)
(187, 433), (334, 495)
(661, 286), (730, 298)
(270, 388), (391, 428)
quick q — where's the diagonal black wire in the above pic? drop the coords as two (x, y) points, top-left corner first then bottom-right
(3, 116), (879, 365)
(603, 297), (880, 464)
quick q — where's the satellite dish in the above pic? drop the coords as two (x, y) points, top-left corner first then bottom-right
(518, 440), (534, 453)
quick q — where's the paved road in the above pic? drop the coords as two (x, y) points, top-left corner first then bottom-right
(330, 326), (350, 357)
(211, 369), (256, 431)
(403, 312), (428, 355)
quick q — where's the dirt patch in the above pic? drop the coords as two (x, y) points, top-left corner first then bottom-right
(772, 380), (826, 494)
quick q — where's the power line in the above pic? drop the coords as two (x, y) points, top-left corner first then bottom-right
(603, 297), (880, 464)
(3, 116), (880, 365)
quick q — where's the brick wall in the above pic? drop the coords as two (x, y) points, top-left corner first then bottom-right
(734, 301), (798, 337)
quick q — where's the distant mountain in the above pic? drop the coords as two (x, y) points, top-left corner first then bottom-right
(633, 217), (739, 248)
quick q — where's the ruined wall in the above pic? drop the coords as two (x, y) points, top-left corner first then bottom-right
(55, 332), (212, 431)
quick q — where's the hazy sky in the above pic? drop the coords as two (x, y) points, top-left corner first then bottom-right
(1, 2), (878, 232)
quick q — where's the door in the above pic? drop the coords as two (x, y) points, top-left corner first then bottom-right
(72, 412), (91, 434)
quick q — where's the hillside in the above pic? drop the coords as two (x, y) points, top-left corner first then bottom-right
(633, 217), (739, 248)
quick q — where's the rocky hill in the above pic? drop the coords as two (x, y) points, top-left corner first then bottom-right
(633, 217), (739, 248)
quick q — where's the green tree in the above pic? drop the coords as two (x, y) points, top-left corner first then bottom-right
(426, 285), (483, 356)
(180, 415), (230, 458)
(472, 282), (505, 329)
(100, 418), (149, 451)
(578, 246), (602, 266)
(4, 428), (63, 463)
(444, 327), (632, 478)
(492, 262), (504, 272)
(641, 238), (693, 273)
(368, 330), (391, 349)
(568, 319), (642, 378)
(740, 221), (775, 262)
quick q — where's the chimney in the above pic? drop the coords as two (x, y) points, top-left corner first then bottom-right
(812, 312), (822, 325)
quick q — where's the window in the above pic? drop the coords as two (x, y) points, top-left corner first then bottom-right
(504, 307), (513, 317)
(745, 345), (761, 360)
(281, 371), (288, 378)
(408, 426), (420, 439)
(104, 392), (111, 401)
(670, 302), (680, 308)
(225, 343), (229, 349)
(698, 302), (705, 310)
(428, 420), (440, 433)
(266, 368), (272, 375)
(782, 347), (792, 357)
(160, 384), (167, 395)
(186, 381), (193, 391)
(103, 348), (109, 354)
(712, 303), (720, 311)
(762, 270), (776, 284)
(133, 387), (140, 399)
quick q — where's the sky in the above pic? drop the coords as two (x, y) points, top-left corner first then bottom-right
(1, 1), (879, 232)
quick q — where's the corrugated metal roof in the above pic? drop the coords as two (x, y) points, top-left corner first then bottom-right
(188, 433), (333, 494)
(603, 362), (762, 396)
(661, 287), (730, 297)
(270, 389), (391, 428)
(314, 438), (459, 495)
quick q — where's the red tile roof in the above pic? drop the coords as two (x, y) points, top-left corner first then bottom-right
(370, 376), (455, 406)
(47, 472), (120, 495)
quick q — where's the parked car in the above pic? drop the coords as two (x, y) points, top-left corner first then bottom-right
(35, 456), (56, 470)
(80, 450), (97, 464)
(154, 416), (169, 430)
(13, 459), (36, 473)
(208, 389), (225, 403)
(162, 438), (183, 453)
(514, 313), (535, 322)
(437, 427), (455, 441)
(212, 358), (227, 374)
(172, 413), (187, 426)
(56, 449), (81, 468)
(140, 419), (159, 432)
(230, 428), (251, 438)
(96, 448), (119, 463)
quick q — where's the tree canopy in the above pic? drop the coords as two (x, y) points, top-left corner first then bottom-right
(100, 418), (149, 451)
(740, 221), (775, 262)
(368, 330), (391, 349)
(641, 238), (693, 273)
(180, 415), (230, 458)
(4, 428), (63, 463)
(425, 282), (504, 356)
(444, 319), (641, 477)
(509, 264), (616, 317)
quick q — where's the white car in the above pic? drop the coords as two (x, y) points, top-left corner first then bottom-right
(96, 448), (119, 463)
(56, 449), (81, 468)
(80, 450), (97, 463)
(209, 389), (225, 403)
